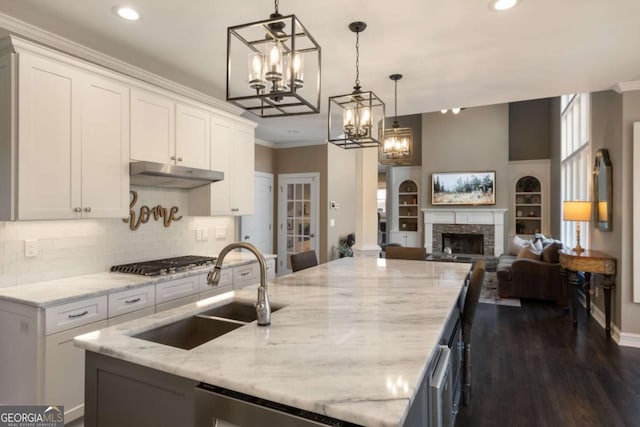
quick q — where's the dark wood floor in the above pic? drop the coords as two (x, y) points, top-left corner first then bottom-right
(455, 300), (640, 427)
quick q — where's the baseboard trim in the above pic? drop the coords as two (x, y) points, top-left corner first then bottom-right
(576, 292), (622, 345)
(618, 332), (640, 348)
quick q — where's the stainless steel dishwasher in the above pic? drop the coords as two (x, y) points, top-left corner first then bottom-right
(194, 383), (363, 427)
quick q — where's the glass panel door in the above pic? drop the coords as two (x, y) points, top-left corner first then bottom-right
(278, 174), (319, 275)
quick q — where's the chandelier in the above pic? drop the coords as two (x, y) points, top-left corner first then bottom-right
(328, 21), (385, 149)
(226, 0), (321, 117)
(380, 74), (412, 164)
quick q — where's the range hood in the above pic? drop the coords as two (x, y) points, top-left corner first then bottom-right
(130, 161), (224, 189)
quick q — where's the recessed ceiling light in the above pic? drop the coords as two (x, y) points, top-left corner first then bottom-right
(112, 6), (140, 21)
(489, 0), (519, 11)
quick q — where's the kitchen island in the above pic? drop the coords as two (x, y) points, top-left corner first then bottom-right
(75, 257), (471, 427)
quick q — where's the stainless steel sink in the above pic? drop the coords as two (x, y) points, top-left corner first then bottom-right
(199, 301), (282, 323)
(134, 315), (244, 350)
(133, 301), (283, 350)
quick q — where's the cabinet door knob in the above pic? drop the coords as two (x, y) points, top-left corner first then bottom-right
(170, 155), (176, 160)
(231, 208), (239, 212)
(84, 207), (91, 213)
(177, 157), (183, 162)
(74, 207), (81, 213)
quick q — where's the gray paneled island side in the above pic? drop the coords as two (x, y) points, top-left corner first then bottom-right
(75, 257), (471, 427)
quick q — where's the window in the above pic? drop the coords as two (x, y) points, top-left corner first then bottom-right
(561, 93), (591, 249)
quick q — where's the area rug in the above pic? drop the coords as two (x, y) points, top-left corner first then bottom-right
(479, 272), (521, 307)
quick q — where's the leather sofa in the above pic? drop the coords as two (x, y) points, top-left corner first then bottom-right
(497, 239), (567, 306)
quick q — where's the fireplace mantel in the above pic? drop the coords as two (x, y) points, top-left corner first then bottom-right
(421, 208), (508, 256)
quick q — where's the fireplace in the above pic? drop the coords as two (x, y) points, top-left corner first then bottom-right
(442, 233), (484, 255)
(421, 208), (507, 256)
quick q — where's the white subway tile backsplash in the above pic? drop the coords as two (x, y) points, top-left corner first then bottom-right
(0, 188), (238, 287)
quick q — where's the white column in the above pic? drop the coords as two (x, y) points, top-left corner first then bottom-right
(352, 147), (381, 257)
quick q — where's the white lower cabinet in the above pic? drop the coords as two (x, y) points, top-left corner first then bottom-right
(234, 259), (276, 289)
(44, 320), (108, 421)
(155, 276), (200, 305)
(0, 258), (273, 424)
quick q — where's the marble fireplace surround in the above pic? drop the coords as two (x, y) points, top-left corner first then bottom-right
(422, 208), (508, 256)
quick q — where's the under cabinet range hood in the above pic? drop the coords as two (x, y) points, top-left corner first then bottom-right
(129, 161), (224, 189)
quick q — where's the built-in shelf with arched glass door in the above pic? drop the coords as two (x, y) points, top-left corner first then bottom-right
(514, 175), (542, 235)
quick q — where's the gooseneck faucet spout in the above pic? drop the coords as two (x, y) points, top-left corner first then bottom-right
(207, 242), (271, 326)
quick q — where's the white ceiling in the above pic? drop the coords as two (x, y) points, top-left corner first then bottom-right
(1, 0), (639, 145)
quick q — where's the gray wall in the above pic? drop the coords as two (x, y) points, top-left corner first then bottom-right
(509, 98), (552, 160)
(620, 90), (640, 334)
(275, 145), (328, 263)
(327, 144), (357, 261)
(589, 91), (623, 328)
(255, 144), (276, 174)
(421, 104), (510, 248)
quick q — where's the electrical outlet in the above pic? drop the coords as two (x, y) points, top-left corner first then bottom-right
(201, 229), (208, 241)
(329, 219), (335, 227)
(25, 239), (38, 257)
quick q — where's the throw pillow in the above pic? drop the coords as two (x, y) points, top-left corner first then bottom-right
(542, 241), (563, 264)
(517, 245), (541, 261)
(532, 239), (544, 254)
(509, 235), (530, 256)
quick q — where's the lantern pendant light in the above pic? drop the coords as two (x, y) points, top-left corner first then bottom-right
(380, 74), (412, 164)
(227, 0), (321, 117)
(328, 21), (385, 149)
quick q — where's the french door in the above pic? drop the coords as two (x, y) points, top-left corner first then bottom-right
(277, 173), (319, 275)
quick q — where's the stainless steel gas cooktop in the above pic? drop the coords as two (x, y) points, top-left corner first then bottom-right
(110, 255), (216, 276)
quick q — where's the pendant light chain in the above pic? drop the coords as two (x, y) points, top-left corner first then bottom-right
(354, 31), (360, 89)
(394, 79), (398, 118)
(274, 0), (279, 14)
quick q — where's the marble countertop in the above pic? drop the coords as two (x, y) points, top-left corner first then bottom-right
(75, 257), (471, 427)
(0, 252), (276, 308)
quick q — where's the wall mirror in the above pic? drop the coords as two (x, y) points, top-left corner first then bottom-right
(593, 149), (612, 231)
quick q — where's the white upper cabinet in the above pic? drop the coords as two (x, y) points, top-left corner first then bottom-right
(0, 36), (253, 221)
(15, 52), (129, 220)
(80, 76), (130, 219)
(130, 88), (175, 165)
(175, 103), (210, 169)
(189, 116), (255, 216)
(131, 88), (211, 170)
(17, 52), (82, 220)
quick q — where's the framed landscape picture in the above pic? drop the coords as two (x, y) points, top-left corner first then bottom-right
(432, 171), (496, 206)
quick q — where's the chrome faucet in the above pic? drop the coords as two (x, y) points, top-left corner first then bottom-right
(207, 242), (271, 326)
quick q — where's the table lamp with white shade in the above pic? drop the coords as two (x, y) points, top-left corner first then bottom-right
(563, 200), (592, 254)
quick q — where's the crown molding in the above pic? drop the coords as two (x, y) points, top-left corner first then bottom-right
(273, 140), (327, 149)
(613, 80), (640, 93)
(0, 11), (243, 116)
(255, 138), (277, 148)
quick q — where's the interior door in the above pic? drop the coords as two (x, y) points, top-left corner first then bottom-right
(241, 172), (274, 254)
(277, 173), (320, 275)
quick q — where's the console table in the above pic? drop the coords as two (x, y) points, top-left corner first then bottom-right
(559, 249), (616, 336)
